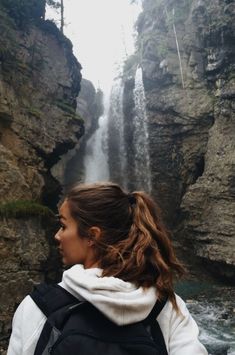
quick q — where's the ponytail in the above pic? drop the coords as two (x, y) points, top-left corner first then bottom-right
(130, 192), (185, 308)
(66, 183), (185, 311)
(101, 191), (184, 309)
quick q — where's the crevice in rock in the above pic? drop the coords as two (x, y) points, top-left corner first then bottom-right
(41, 170), (62, 211)
(0, 112), (13, 128)
(200, 259), (235, 285)
(192, 155), (205, 183)
(35, 135), (83, 170)
(40, 216), (63, 284)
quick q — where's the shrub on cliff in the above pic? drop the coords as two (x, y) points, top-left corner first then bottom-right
(0, 0), (45, 27)
(0, 200), (55, 219)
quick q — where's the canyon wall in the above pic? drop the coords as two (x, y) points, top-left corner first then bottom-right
(120, 0), (235, 281)
(0, 2), (85, 349)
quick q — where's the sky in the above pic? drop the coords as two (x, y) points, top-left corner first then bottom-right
(46, 0), (141, 92)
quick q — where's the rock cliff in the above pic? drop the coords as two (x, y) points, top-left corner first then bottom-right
(121, 0), (235, 281)
(0, 1), (84, 349)
(51, 78), (104, 187)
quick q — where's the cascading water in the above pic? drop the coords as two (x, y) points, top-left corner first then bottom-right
(84, 97), (110, 183)
(80, 1), (141, 188)
(108, 78), (128, 189)
(172, 8), (185, 89)
(133, 67), (152, 193)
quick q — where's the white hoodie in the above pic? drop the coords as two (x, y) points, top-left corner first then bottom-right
(7, 264), (208, 355)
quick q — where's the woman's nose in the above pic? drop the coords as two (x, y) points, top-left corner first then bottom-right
(54, 230), (61, 242)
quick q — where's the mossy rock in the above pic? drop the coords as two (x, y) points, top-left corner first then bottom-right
(123, 53), (139, 76)
(56, 101), (76, 115)
(64, 113), (84, 125)
(0, 200), (55, 219)
(28, 107), (42, 119)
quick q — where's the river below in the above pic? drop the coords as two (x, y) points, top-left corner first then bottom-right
(175, 281), (235, 355)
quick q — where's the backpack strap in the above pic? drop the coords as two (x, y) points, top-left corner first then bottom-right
(144, 297), (168, 355)
(31, 283), (84, 355)
(143, 296), (168, 325)
(30, 283), (80, 317)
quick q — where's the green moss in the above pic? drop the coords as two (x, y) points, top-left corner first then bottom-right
(56, 101), (76, 115)
(64, 113), (84, 125)
(28, 107), (42, 119)
(0, 200), (55, 219)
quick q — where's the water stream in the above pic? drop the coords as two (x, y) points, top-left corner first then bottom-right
(176, 281), (235, 355)
(108, 78), (128, 189)
(84, 99), (110, 183)
(133, 67), (152, 193)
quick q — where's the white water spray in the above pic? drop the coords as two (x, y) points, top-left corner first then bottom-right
(172, 8), (185, 89)
(108, 78), (128, 188)
(133, 67), (152, 193)
(84, 98), (110, 183)
(164, 6), (185, 89)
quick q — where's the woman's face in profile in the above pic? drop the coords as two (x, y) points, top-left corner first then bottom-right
(55, 200), (94, 267)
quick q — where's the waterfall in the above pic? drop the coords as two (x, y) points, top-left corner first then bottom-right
(164, 7), (185, 89)
(172, 8), (185, 89)
(84, 98), (110, 183)
(83, 69), (152, 192)
(133, 67), (152, 193)
(108, 78), (128, 189)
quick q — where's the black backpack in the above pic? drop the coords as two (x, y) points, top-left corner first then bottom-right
(30, 283), (168, 355)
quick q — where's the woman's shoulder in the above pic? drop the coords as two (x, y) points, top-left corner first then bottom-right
(158, 294), (188, 319)
(7, 295), (46, 355)
(13, 295), (44, 320)
(157, 294), (208, 355)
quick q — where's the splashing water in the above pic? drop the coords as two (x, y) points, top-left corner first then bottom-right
(108, 78), (128, 188)
(84, 105), (110, 183)
(133, 67), (152, 193)
(176, 281), (235, 355)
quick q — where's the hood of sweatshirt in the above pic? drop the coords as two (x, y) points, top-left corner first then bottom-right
(59, 264), (157, 326)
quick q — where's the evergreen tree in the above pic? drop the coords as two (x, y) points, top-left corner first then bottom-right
(46, 0), (64, 33)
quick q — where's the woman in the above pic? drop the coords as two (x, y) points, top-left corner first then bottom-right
(8, 182), (208, 355)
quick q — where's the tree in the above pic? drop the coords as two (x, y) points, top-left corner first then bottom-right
(46, 0), (60, 9)
(60, 0), (64, 33)
(46, 0), (64, 33)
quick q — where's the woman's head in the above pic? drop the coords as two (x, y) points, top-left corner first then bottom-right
(55, 182), (185, 308)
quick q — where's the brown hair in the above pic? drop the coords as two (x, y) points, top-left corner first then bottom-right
(66, 182), (185, 310)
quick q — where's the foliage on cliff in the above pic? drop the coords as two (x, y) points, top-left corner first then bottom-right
(0, 1), (85, 351)
(0, 200), (55, 219)
(0, 0), (45, 27)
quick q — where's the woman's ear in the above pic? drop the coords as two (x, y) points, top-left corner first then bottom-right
(87, 226), (101, 245)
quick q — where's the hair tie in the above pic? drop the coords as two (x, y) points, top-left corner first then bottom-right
(127, 193), (136, 206)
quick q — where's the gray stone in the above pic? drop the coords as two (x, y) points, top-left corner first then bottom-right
(121, 0), (235, 282)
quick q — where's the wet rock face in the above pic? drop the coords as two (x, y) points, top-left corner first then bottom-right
(76, 79), (103, 136)
(0, 12), (83, 204)
(51, 78), (104, 187)
(0, 216), (60, 351)
(180, 100), (235, 281)
(0, 218), (48, 347)
(0, 5), (83, 349)
(123, 0), (235, 280)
